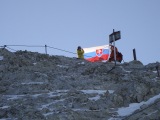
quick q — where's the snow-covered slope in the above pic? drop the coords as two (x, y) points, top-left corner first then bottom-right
(0, 48), (160, 120)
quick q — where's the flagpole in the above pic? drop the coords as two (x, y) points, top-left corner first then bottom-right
(113, 29), (116, 65)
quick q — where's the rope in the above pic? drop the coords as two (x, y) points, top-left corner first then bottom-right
(6, 46), (17, 52)
(47, 46), (77, 55)
(6, 45), (44, 48)
(2, 45), (76, 55)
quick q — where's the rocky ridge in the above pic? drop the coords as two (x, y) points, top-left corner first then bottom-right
(0, 48), (160, 120)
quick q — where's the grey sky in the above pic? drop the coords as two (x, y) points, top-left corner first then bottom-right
(0, 0), (160, 65)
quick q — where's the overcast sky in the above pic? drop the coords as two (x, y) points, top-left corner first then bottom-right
(0, 0), (160, 65)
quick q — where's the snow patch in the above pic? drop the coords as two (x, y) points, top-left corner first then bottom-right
(57, 65), (69, 68)
(33, 62), (37, 65)
(21, 82), (45, 85)
(4, 95), (25, 100)
(78, 62), (85, 65)
(153, 71), (157, 73)
(89, 95), (100, 101)
(81, 90), (106, 94)
(108, 90), (114, 94)
(0, 106), (10, 109)
(81, 90), (114, 101)
(40, 99), (65, 110)
(117, 93), (160, 116)
(47, 91), (68, 98)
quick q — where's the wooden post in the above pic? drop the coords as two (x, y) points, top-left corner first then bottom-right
(156, 65), (159, 77)
(4, 45), (6, 48)
(45, 45), (47, 54)
(133, 48), (137, 60)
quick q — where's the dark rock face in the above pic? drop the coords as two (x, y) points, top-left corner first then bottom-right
(0, 48), (160, 120)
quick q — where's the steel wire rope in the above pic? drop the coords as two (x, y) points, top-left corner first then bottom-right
(3, 44), (79, 56)
(6, 46), (17, 52)
(47, 46), (77, 55)
(4, 45), (45, 53)
(6, 45), (44, 48)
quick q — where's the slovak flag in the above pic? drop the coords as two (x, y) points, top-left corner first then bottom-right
(83, 45), (110, 62)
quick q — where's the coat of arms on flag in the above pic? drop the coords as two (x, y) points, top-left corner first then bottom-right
(96, 49), (103, 57)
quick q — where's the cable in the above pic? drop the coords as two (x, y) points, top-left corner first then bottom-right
(47, 46), (77, 55)
(6, 46), (17, 52)
(4, 44), (77, 55)
(6, 45), (44, 48)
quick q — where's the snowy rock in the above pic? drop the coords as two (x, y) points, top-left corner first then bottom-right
(0, 86), (7, 93)
(0, 56), (3, 60)
(0, 48), (160, 120)
(112, 94), (124, 106)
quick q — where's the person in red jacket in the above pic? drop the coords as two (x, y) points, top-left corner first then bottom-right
(109, 45), (117, 62)
(109, 45), (122, 62)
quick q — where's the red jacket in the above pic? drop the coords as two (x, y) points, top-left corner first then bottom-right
(109, 46), (119, 62)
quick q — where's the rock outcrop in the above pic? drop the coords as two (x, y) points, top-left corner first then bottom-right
(0, 48), (160, 120)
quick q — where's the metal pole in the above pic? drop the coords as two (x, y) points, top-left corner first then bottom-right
(45, 45), (47, 54)
(156, 64), (159, 77)
(133, 48), (137, 60)
(113, 29), (116, 65)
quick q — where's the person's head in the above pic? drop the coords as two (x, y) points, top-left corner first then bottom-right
(77, 46), (81, 50)
(110, 45), (114, 50)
